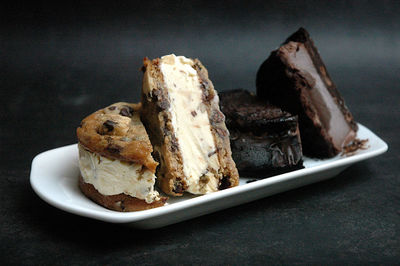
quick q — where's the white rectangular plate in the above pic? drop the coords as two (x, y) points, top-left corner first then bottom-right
(30, 123), (387, 229)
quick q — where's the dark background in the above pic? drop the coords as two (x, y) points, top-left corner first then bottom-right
(1, 1), (399, 264)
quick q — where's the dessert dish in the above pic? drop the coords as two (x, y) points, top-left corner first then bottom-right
(219, 89), (303, 176)
(141, 54), (239, 196)
(76, 102), (167, 211)
(256, 27), (358, 158)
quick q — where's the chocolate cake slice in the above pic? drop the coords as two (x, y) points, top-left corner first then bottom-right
(256, 27), (357, 158)
(140, 54), (239, 196)
(219, 89), (303, 176)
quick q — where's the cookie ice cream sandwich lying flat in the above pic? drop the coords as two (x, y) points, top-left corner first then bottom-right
(77, 102), (167, 211)
(141, 54), (239, 196)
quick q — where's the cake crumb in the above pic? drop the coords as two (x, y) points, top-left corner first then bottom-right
(341, 138), (369, 157)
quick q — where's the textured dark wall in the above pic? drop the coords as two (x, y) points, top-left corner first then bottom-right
(1, 1), (399, 264)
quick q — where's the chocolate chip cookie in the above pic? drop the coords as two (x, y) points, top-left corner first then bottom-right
(77, 102), (167, 211)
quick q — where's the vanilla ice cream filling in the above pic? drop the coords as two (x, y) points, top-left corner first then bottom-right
(160, 54), (220, 194)
(78, 144), (160, 203)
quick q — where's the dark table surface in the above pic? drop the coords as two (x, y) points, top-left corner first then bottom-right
(1, 1), (399, 265)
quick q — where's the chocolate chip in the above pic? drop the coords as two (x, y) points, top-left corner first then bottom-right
(162, 127), (170, 137)
(208, 150), (217, 157)
(103, 120), (116, 132)
(191, 110), (197, 117)
(170, 135), (179, 152)
(211, 110), (224, 125)
(215, 127), (227, 137)
(106, 144), (121, 154)
(151, 89), (170, 110)
(218, 176), (231, 190)
(200, 82), (211, 102)
(120, 200), (125, 211)
(108, 106), (116, 111)
(199, 174), (210, 184)
(119, 106), (134, 117)
(153, 150), (161, 163)
(158, 99), (170, 110)
(173, 180), (184, 194)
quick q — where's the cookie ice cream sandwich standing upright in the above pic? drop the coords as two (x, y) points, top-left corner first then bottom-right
(140, 54), (239, 196)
